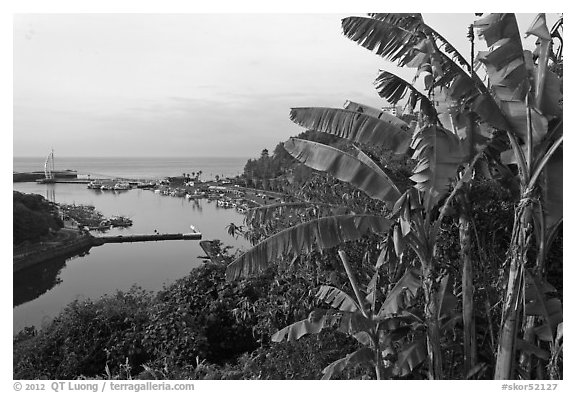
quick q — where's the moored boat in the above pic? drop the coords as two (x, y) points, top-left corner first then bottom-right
(87, 180), (104, 189)
(114, 181), (132, 190)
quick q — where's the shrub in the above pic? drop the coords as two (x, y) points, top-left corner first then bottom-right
(14, 287), (153, 379)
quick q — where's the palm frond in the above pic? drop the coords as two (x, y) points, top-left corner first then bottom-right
(225, 214), (391, 280)
(284, 138), (401, 203)
(289, 107), (411, 154)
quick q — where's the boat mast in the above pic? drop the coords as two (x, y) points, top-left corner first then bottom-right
(51, 148), (55, 176)
(44, 149), (54, 180)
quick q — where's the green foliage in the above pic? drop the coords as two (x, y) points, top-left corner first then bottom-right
(142, 262), (259, 368)
(13, 287), (153, 379)
(13, 191), (63, 245)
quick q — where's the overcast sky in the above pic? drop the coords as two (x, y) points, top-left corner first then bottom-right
(13, 13), (553, 158)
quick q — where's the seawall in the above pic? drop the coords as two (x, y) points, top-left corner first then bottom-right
(13, 234), (94, 273)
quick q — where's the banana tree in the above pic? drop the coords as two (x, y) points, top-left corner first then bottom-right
(228, 13), (492, 379)
(470, 13), (563, 379)
(271, 248), (459, 379)
(226, 95), (481, 379)
(340, 13), (506, 378)
(226, 13), (561, 380)
(342, 12), (563, 378)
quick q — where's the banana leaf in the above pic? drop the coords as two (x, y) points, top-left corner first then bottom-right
(271, 309), (342, 342)
(409, 124), (467, 210)
(374, 70), (436, 117)
(321, 347), (375, 380)
(378, 269), (421, 317)
(394, 338), (427, 377)
(341, 16), (422, 66)
(289, 107), (411, 154)
(524, 271), (563, 342)
(226, 214), (391, 280)
(541, 145), (562, 230)
(474, 13), (553, 144)
(351, 145), (403, 200)
(516, 339), (550, 361)
(343, 100), (389, 119)
(316, 285), (359, 312)
(284, 138), (401, 203)
(436, 274), (458, 321)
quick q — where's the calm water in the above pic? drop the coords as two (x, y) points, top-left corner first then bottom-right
(13, 182), (249, 332)
(13, 156), (249, 180)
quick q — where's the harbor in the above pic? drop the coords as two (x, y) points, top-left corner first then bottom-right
(13, 179), (249, 332)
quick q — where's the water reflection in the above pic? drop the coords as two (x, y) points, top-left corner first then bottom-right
(188, 199), (202, 212)
(13, 249), (91, 307)
(45, 184), (56, 203)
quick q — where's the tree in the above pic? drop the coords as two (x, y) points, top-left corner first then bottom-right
(340, 13), (563, 379)
(226, 13), (562, 380)
(472, 13), (563, 379)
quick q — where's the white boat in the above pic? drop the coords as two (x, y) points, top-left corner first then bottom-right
(87, 180), (103, 189)
(114, 181), (132, 190)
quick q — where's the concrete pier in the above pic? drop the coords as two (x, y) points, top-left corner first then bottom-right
(92, 232), (202, 245)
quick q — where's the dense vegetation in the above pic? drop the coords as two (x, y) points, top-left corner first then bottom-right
(226, 13), (563, 380)
(13, 244), (363, 379)
(14, 13), (562, 380)
(13, 191), (63, 245)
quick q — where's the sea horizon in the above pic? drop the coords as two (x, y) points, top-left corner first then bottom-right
(13, 156), (250, 180)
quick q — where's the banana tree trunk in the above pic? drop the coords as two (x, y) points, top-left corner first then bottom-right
(459, 197), (477, 375)
(519, 213), (548, 377)
(422, 262), (444, 380)
(494, 202), (533, 379)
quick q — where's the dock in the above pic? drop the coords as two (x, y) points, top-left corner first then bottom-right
(92, 232), (202, 245)
(199, 240), (225, 263)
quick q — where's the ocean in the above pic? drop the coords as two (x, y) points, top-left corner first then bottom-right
(13, 156), (249, 180)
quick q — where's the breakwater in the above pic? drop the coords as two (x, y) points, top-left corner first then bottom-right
(92, 232), (202, 245)
(14, 231), (203, 272)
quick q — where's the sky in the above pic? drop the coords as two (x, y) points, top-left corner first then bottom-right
(12, 12), (556, 158)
